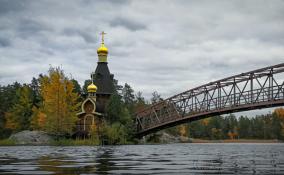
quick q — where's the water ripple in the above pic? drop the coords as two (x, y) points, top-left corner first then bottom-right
(0, 143), (283, 174)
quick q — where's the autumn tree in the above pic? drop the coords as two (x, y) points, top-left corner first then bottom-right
(272, 108), (284, 139)
(32, 67), (80, 136)
(30, 107), (46, 130)
(179, 124), (188, 137)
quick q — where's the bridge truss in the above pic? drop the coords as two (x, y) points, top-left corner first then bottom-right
(135, 63), (284, 137)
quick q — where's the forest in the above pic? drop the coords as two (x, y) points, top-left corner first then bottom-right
(0, 67), (284, 144)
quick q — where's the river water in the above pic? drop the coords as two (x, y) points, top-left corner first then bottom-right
(0, 143), (283, 174)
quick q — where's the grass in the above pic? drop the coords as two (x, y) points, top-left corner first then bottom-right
(0, 139), (16, 146)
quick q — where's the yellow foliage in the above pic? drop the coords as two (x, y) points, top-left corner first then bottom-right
(38, 111), (47, 129)
(30, 106), (46, 130)
(5, 112), (19, 130)
(274, 108), (284, 137)
(211, 128), (218, 134)
(179, 125), (187, 137)
(227, 130), (238, 140)
(201, 118), (210, 126)
(37, 67), (80, 135)
(227, 131), (234, 140)
(274, 108), (284, 120)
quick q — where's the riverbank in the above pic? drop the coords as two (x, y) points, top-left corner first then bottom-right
(0, 139), (16, 146)
(0, 138), (282, 146)
(1, 129), (282, 146)
(190, 139), (282, 143)
(0, 138), (100, 146)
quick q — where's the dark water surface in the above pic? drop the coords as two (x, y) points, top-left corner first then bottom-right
(0, 143), (283, 174)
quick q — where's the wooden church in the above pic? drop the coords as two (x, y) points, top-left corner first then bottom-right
(76, 32), (113, 137)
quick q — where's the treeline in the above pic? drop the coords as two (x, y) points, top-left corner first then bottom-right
(166, 110), (284, 140)
(1, 66), (284, 143)
(0, 67), (81, 139)
(0, 67), (150, 144)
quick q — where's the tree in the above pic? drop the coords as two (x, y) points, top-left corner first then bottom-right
(272, 108), (284, 140)
(102, 122), (128, 145)
(112, 78), (123, 94)
(238, 116), (251, 138)
(208, 116), (224, 139)
(30, 76), (42, 107)
(0, 82), (22, 138)
(104, 80), (135, 143)
(122, 83), (135, 106)
(82, 79), (92, 95)
(32, 67), (80, 136)
(223, 114), (238, 139)
(5, 85), (33, 132)
(251, 116), (264, 139)
(211, 128), (222, 139)
(179, 124), (188, 137)
(30, 107), (46, 130)
(106, 93), (124, 124)
(189, 120), (206, 138)
(151, 91), (162, 104)
(134, 91), (148, 112)
(122, 83), (135, 115)
(71, 79), (82, 94)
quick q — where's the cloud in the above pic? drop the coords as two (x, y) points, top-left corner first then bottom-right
(0, 37), (10, 47)
(0, 0), (283, 118)
(63, 28), (97, 43)
(110, 17), (146, 31)
(17, 19), (50, 37)
(0, 0), (28, 14)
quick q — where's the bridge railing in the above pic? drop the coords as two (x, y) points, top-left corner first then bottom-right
(135, 63), (284, 136)
(179, 86), (283, 113)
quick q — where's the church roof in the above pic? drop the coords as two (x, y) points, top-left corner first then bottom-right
(92, 62), (114, 94)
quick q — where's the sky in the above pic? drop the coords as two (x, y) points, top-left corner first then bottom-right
(0, 0), (283, 115)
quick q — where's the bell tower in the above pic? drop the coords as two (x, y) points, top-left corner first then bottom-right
(75, 32), (114, 137)
(91, 31), (114, 113)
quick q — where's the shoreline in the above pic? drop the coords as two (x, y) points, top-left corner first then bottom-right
(0, 138), (282, 146)
(190, 139), (282, 143)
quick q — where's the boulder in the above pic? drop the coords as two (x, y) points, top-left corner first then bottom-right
(159, 132), (179, 143)
(9, 130), (53, 145)
(144, 131), (192, 144)
(178, 136), (192, 143)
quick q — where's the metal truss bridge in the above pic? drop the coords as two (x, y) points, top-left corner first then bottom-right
(135, 63), (284, 137)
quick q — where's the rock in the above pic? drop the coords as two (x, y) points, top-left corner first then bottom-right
(179, 136), (189, 143)
(9, 130), (53, 145)
(159, 132), (179, 143)
(142, 132), (192, 144)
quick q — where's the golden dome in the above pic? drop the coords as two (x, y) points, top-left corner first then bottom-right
(87, 83), (97, 93)
(97, 43), (108, 54)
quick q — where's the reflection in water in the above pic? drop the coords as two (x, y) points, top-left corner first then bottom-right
(96, 148), (116, 173)
(0, 144), (283, 174)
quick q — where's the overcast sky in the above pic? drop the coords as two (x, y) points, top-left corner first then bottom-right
(0, 0), (283, 115)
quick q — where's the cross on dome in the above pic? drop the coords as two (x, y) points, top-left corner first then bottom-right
(100, 31), (106, 44)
